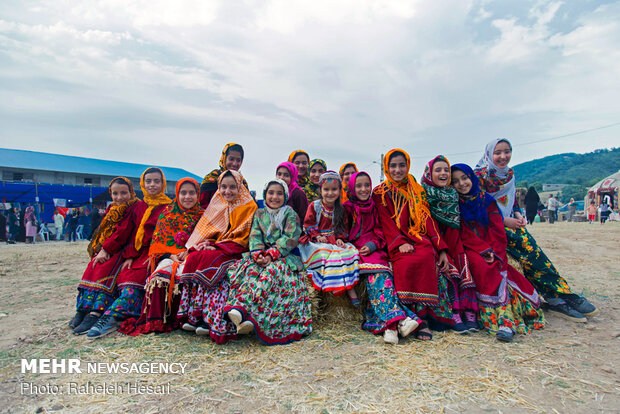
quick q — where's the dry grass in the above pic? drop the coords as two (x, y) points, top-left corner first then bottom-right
(0, 222), (619, 413)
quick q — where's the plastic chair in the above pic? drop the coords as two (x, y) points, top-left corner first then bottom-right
(38, 223), (50, 242)
(76, 225), (84, 240)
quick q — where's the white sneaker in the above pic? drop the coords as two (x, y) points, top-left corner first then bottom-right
(181, 322), (196, 332)
(383, 329), (399, 344)
(237, 321), (254, 335)
(398, 317), (419, 338)
(228, 309), (242, 328)
(195, 324), (210, 336)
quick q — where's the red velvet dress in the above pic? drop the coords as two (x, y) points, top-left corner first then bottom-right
(372, 192), (454, 326)
(460, 202), (544, 334)
(287, 187), (308, 225)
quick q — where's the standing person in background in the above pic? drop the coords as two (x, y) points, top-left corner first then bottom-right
(17, 207), (26, 242)
(54, 208), (65, 240)
(600, 198), (611, 224)
(67, 210), (79, 242)
(0, 211), (7, 242)
(567, 198), (576, 222)
(7, 208), (19, 244)
(89, 206), (102, 240)
(547, 195), (558, 224)
(587, 201), (597, 223)
(24, 206), (38, 244)
(524, 187), (540, 225)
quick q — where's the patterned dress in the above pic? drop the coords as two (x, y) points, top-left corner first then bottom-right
(224, 207), (312, 345)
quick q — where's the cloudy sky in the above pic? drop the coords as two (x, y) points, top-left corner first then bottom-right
(1, 0), (619, 189)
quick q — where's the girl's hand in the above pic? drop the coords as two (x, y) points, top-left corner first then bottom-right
(437, 251), (450, 273)
(482, 251), (495, 263)
(170, 254), (180, 262)
(316, 236), (328, 243)
(359, 246), (370, 256)
(204, 246), (216, 251)
(121, 258), (133, 271)
(335, 239), (345, 248)
(254, 253), (265, 265)
(177, 250), (188, 261)
(263, 255), (272, 266)
(93, 249), (110, 267)
(504, 217), (525, 230)
(195, 241), (211, 251)
(399, 243), (414, 254)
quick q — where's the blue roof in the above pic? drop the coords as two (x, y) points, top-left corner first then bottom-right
(0, 148), (201, 182)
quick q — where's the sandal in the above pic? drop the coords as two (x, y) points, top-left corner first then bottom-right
(414, 322), (433, 341)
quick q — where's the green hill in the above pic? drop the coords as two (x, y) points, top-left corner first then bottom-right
(512, 147), (620, 202)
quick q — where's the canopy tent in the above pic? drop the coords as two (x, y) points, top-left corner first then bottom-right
(0, 181), (108, 222)
(585, 169), (620, 212)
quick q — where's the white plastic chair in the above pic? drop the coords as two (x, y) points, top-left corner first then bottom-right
(38, 223), (50, 242)
(76, 224), (84, 240)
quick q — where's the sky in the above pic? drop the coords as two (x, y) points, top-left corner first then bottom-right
(1, 0), (619, 191)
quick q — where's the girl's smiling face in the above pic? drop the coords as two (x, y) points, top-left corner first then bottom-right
(388, 154), (408, 182)
(219, 175), (239, 202)
(276, 167), (291, 186)
(178, 182), (198, 210)
(431, 161), (450, 188)
(321, 180), (341, 206)
(144, 172), (164, 196)
(354, 174), (372, 201)
(493, 141), (512, 169)
(292, 154), (309, 177)
(110, 183), (131, 204)
(341, 166), (357, 186)
(265, 183), (286, 209)
(309, 163), (326, 185)
(225, 150), (243, 171)
(451, 169), (472, 195)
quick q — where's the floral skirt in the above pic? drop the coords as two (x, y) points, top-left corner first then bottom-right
(224, 257), (312, 345)
(104, 287), (145, 320)
(479, 285), (545, 336)
(76, 288), (114, 313)
(362, 272), (421, 334)
(177, 280), (237, 344)
(413, 274), (454, 328)
(505, 226), (572, 299)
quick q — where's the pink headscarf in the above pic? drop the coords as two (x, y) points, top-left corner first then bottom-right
(345, 171), (376, 238)
(276, 162), (301, 194)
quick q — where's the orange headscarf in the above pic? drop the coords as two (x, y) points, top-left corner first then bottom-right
(373, 149), (431, 240)
(186, 170), (257, 249)
(134, 167), (172, 250)
(288, 150), (310, 164)
(339, 162), (358, 203)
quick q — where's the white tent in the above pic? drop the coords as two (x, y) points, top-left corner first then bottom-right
(585, 169), (620, 213)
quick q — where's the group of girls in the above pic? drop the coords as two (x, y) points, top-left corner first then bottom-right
(68, 139), (597, 346)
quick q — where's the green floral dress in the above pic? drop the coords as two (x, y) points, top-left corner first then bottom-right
(224, 207), (312, 345)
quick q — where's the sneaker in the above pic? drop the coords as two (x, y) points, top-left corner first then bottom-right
(548, 301), (587, 323)
(496, 328), (514, 343)
(73, 314), (100, 335)
(181, 322), (197, 332)
(69, 310), (87, 329)
(383, 329), (399, 345)
(397, 317), (419, 338)
(195, 323), (210, 336)
(87, 315), (120, 339)
(227, 309), (242, 328)
(564, 295), (599, 317)
(453, 322), (469, 334)
(237, 321), (254, 335)
(465, 319), (479, 332)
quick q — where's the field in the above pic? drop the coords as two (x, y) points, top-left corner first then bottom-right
(0, 222), (619, 413)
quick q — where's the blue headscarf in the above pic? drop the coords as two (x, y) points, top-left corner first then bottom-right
(451, 163), (499, 226)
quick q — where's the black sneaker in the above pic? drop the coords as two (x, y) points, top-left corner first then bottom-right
(496, 329), (514, 343)
(548, 302), (587, 323)
(69, 311), (87, 329)
(564, 295), (598, 317)
(87, 314), (120, 339)
(73, 314), (100, 335)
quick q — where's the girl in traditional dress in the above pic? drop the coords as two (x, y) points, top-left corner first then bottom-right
(288, 150), (313, 199)
(87, 167), (171, 339)
(70, 177), (139, 335)
(344, 172), (420, 344)
(475, 139), (597, 321)
(200, 143), (248, 208)
(306, 159), (327, 203)
(24, 206), (38, 243)
(224, 179), (312, 344)
(299, 171), (361, 305)
(373, 149), (454, 341)
(451, 163), (544, 342)
(275, 162), (309, 223)
(421, 156), (479, 333)
(119, 177), (203, 336)
(339, 163), (358, 203)
(177, 170), (258, 343)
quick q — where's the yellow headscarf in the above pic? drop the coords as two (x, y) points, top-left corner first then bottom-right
(134, 167), (172, 250)
(373, 149), (431, 240)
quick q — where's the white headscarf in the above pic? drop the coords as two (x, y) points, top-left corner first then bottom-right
(475, 138), (517, 218)
(263, 179), (292, 237)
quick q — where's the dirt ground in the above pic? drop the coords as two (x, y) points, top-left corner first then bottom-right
(0, 222), (618, 413)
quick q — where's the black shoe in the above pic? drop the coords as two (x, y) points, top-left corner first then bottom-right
(496, 329), (514, 343)
(69, 311), (88, 329)
(465, 319), (480, 332)
(73, 314), (100, 335)
(563, 295), (598, 317)
(548, 302), (587, 323)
